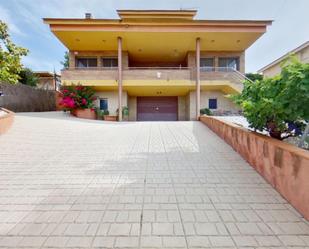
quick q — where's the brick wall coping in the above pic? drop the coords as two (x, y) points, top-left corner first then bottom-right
(200, 115), (309, 220)
(0, 108), (14, 135)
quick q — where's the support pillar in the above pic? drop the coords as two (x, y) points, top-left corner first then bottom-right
(117, 37), (122, 121)
(196, 37), (201, 120)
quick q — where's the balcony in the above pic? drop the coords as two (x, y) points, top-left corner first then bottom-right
(61, 66), (246, 92)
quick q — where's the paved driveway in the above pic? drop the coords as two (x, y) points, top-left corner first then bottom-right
(0, 112), (308, 248)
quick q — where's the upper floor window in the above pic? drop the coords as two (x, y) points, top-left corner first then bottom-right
(102, 57), (118, 68)
(200, 58), (214, 71)
(76, 57), (97, 68)
(218, 57), (239, 71)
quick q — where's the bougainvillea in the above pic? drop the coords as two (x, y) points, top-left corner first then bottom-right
(60, 84), (96, 111)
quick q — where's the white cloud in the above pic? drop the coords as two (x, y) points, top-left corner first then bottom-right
(0, 5), (25, 36)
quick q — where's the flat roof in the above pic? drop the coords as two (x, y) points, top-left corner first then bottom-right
(43, 10), (272, 61)
(34, 71), (61, 77)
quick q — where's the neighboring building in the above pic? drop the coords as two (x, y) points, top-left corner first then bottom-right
(258, 41), (309, 77)
(34, 71), (61, 91)
(44, 10), (271, 121)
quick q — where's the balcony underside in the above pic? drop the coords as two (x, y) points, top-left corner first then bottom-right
(61, 80), (241, 96)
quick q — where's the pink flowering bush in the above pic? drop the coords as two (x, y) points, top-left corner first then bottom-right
(59, 84), (96, 111)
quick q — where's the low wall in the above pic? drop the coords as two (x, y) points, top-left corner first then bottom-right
(0, 82), (56, 112)
(200, 116), (309, 220)
(0, 108), (14, 135)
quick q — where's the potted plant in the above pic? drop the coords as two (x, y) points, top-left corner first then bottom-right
(116, 106), (129, 121)
(103, 110), (117, 121)
(94, 107), (104, 120)
(200, 108), (212, 116)
(59, 84), (96, 120)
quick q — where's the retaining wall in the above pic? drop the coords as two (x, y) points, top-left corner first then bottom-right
(0, 108), (14, 135)
(200, 116), (309, 220)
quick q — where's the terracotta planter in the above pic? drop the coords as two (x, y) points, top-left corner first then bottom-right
(104, 115), (117, 121)
(0, 108), (14, 135)
(71, 109), (96, 120)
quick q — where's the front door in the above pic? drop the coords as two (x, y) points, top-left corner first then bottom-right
(137, 97), (178, 121)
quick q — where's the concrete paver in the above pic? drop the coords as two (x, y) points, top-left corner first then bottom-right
(0, 112), (308, 248)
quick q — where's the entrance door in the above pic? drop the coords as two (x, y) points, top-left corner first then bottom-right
(137, 97), (178, 121)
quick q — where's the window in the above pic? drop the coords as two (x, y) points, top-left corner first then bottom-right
(208, 98), (217, 109)
(200, 58), (214, 71)
(99, 98), (108, 111)
(102, 57), (118, 68)
(76, 57), (97, 68)
(218, 57), (239, 71)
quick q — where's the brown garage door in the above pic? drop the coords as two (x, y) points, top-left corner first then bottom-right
(137, 97), (178, 121)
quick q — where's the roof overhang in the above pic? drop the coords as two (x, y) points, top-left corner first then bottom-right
(258, 40), (309, 73)
(44, 11), (272, 63)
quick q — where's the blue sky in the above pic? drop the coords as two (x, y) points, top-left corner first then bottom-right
(0, 0), (308, 73)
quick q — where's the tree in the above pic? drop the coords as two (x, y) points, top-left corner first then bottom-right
(19, 68), (38, 87)
(61, 51), (69, 69)
(0, 21), (28, 84)
(245, 73), (263, 82)
(232, 57), (309, 140)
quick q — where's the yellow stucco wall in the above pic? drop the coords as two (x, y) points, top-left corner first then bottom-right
(187, 90), (240, 120)
(94, 91), (128, 115)
(262, 46), (309, 78)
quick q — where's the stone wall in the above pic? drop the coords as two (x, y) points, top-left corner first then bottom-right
(200, 116), (309, 221)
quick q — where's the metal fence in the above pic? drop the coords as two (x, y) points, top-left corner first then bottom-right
(0, 82), (56, 112)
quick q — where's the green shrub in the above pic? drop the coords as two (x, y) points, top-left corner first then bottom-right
(200, 108), (212, 116)
(19, 68), (38, 87)
(232, 57), (309, 140)
(245, 73), (263, 82)
(116, 106), (129, 116)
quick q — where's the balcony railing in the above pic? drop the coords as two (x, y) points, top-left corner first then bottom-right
(61, 66), (249, 84)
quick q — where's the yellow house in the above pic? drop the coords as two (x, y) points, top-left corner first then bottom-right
(44, 10), (271, 121)
(258, 41), (309, 78)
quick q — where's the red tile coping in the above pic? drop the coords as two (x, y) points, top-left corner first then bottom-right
(0, 108), (14, 135)
(200, 115), (309, 220)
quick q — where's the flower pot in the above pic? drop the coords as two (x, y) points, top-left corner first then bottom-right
(71, 109), (96, 120)
(104, 115), (118, 121)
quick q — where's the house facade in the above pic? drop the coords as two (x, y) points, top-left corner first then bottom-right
(44, 10), (271, 121)
(258, 41), (309, 78)
(34, 71), (61, 91)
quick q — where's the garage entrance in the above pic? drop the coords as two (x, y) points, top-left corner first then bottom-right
(137, 97), (178, 121)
